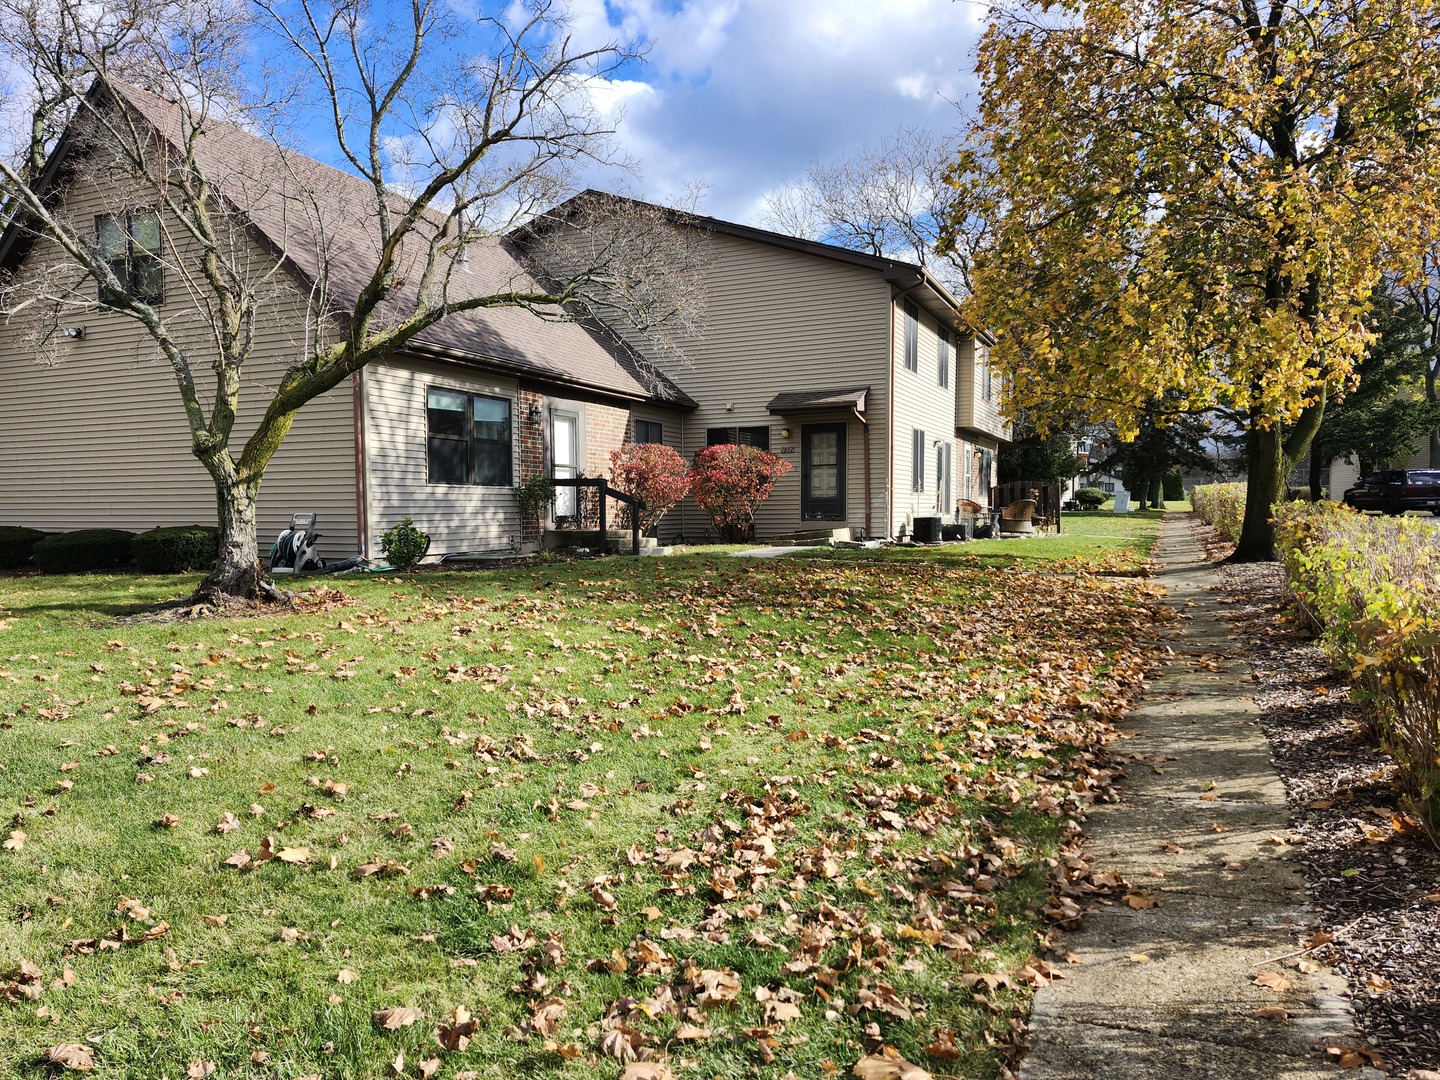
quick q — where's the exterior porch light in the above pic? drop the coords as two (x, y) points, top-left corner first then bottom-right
(779, 427), (792, 439)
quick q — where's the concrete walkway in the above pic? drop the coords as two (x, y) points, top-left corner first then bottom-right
(1021, 514), (1371, 1079)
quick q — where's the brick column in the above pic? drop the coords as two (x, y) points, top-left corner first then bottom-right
(517, 389), (545, 546)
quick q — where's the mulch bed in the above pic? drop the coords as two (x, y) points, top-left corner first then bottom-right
(1204, 528), (1440, 1076)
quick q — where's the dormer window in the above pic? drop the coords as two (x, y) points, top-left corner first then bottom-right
(96, 210), (164, 306)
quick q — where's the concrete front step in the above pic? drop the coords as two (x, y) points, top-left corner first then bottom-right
(766, 527), (854, 544)
(544, 530), (657, 551)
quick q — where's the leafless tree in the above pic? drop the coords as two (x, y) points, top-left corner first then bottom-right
(1394, 234), (1440, 467)
(0, 0), (705, 602)
(759, 125), (986, 297)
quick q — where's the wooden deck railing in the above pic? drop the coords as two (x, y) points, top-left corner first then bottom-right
(551, 478), (647, 555)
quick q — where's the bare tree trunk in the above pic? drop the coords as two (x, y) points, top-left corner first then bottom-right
(1129, 470), (1148, 510)
(1147, 474), (1164, 510)
(1234, 422), (1284, 561)
(198, 478), (269, 603)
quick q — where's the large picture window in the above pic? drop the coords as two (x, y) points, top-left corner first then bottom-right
(96, 210), (164, 305)
(426, 388), (512, 486)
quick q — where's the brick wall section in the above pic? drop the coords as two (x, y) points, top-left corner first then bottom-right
(586, 403), (632, 526)
(517, 388), (545, 545)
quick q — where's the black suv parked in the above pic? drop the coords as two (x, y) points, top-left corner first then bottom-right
(1343, 469), (1440, 515)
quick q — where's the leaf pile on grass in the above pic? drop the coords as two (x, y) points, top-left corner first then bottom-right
(0, 549), (1167, 1079)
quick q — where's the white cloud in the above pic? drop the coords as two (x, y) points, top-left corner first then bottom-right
(556, 0), (986, 223)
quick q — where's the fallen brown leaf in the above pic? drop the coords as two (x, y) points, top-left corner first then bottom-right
(46, 1045), (94, 1072)
(1254, 970), (1294, 993)
(374, 1006), (422, 1030)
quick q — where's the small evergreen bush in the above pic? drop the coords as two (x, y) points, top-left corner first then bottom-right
(1074, 487), (1107, 510)
(132, 525), (219, 573)
(514, 476), (556, 530)
(380, 517), (430, 571)
(32, 529), (136, 574)
(0, 526), (46, 569)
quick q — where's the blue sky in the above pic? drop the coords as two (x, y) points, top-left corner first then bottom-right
(557, 0), (990, 223)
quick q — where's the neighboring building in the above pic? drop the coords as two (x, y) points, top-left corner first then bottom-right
(0, 84), (1008, 554)
(537, 195), (1011, 542)
(1064, 435), (1125, 502)
(1319, 445), (1432, 499)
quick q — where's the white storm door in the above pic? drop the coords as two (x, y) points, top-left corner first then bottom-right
(552, 411), (579, 518)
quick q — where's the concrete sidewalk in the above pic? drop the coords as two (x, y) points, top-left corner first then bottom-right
(1020, 514), (1371, 1079)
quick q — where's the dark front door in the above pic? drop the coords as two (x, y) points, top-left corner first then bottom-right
(802, 423), (846, 520)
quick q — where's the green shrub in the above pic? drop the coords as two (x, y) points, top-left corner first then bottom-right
(1275, 500), (1440, 847)
(1163, 468), (1184, 502)
(380, 517), (430, 571)
(32, 529), (136, 574)
(0, 526), (46, 569)
(514, 476), (556, 530)
(132, 525), (219, 573)
(1191, 482), (1247, 541)
(1074, 487), (1107, 510)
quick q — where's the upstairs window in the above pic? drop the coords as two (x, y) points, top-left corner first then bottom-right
(427, 388), (512, 486)
(903, 301), (919, 372)
(982, 355), (994, 402)
(706, 426), (770, 451)
(937, 326), (950, 389)
(96, 210), (164, 306)
(912, 428), (925, 491)
(634, 419), (664, 444)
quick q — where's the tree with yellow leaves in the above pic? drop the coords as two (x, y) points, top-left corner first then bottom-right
(948, 0), (1440, 559)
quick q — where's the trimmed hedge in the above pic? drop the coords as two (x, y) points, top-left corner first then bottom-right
(1074, 487), (1107, 510)
(32, 529), (136, 574)
(1191, 482), (1246, 542)
(133, 525), (219, 573)
(0, 526), (46, 569)
(1275, 501), (1440, 847)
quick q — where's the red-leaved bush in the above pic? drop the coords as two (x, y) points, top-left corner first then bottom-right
(608, 443), (691, 531)
(689, 444), (791, 542)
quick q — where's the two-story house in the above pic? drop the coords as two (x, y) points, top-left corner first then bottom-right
(533, 196), (1010, 543)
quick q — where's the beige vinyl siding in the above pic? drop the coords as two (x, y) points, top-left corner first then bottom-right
(956, 339), (1011, 444)
(363, 357), (522, 556)
(622, 231), (892, 541)
(891, 295), (960, 534)
(0, 181), (356, 557)
(627, 404), (684, 453)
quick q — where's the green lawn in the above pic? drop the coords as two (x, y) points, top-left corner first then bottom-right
(0, 524), (1164, 1080)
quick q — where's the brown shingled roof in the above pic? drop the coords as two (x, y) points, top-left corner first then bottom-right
(35, 81), (692, 405)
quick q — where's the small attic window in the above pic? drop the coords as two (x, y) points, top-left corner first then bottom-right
(96, 210), (164, 306)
